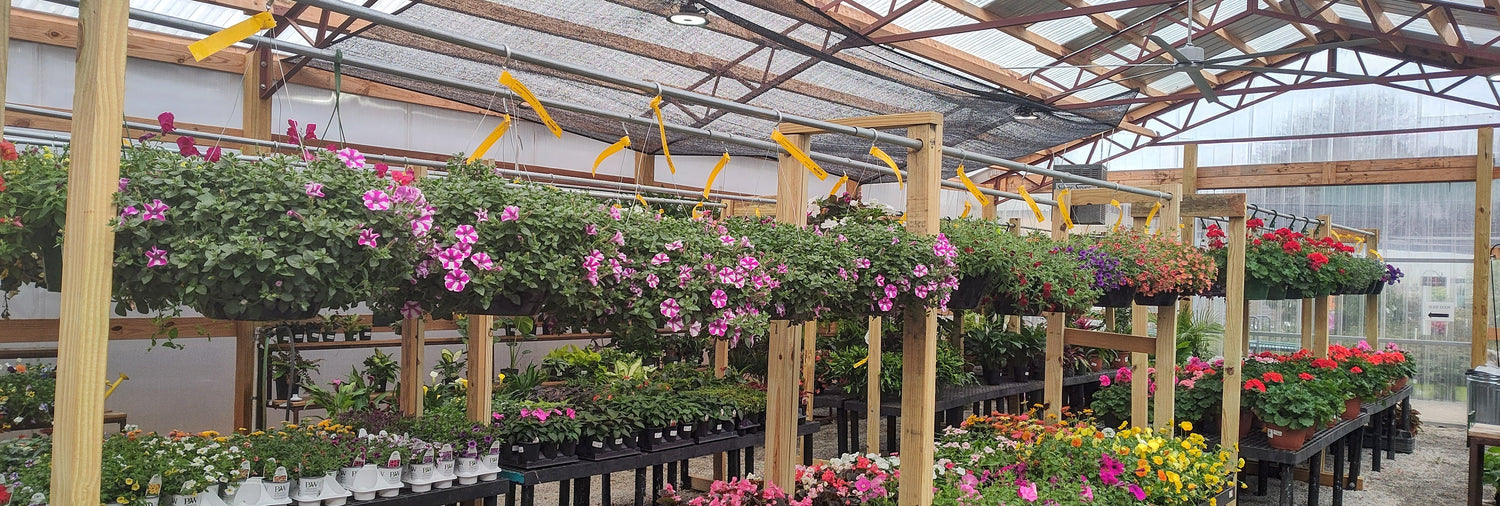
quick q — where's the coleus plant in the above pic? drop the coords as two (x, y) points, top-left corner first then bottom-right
(113, 126), (419, 331)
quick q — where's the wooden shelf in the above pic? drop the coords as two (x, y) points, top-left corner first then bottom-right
(267, 332), (615, 352)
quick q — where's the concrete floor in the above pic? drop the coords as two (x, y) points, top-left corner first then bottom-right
(510, 412), (1467, 506)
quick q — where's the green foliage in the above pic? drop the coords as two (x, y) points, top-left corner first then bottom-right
(1175, 308), (1222, 364)
(492, 399), (581, 444)
(965, 315), (1043, 369)
(1250, 375), (1343, 430)
(995, 232), (1101, 313)
(303, 367), (389, 418)
(824, 341), (972, 396)
(0, 145), (66, 302)
(541, 345), (605, 382)
(361, 348), (400, 389)
(0, 363), (55, 431)
(722, 216), (854, 322)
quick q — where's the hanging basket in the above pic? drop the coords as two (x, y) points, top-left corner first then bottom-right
(198, 299), (321, 321)
(1244, 277), (1272, 300)
(1094, 286), (1135, 308)
(947, 276), (990, 310)
(459, 289), (548, 316)
(1132, 291), (1179, 307)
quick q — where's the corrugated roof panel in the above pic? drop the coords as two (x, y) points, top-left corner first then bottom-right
(1245, 24), (1309, 56)
(979, 0), (1068, 18)
(1028, 15), (1104, 51)
(931, 29), (1056, 69)
(891, 1), (974, 31)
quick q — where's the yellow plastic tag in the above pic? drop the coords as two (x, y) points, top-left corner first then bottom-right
(188, 11), (276, 61)
(692, 202), (705, 219)
(1018, 185), (1044, 223)
(870, 145), (903, 190)
(961, 200), (972, 218)
(700, 152), (731, 199)
(499, 71), (562, 138)
(1110, 199), (1124, 230)
(1058, 189), (1074, 230)
(853, 356), (868, 368)
(466, 115), (512, 163)
(754, 207), (761, 218)
(772, 129), (828, 180)
(899, 212), (908, 225)
(829, 174), (850, 197)
(1144, 201), (1162, 231)
(956, 164), (990, 206)
(649, 95), (679, 174)
(592, 135), (631, 176)
(635, 194), (649, 208)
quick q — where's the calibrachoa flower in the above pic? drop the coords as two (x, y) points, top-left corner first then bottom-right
(444, 269), (470, 292)
(454, 224), (478, 245)
(337, 147), (366, 169)
(500, 205), (520, 222)
(358, 228), (380, 248)
(142, 200), (169, 221)
(145, 247), (169, 268)
(304, 182), (325, 198)
(363, 189), (391, 211)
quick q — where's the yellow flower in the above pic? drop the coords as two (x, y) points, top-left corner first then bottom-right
(125, 478), (134, 485)
(132, 484), (140, 491)
(116, 497), (128, 504)
(1179, 421), (1193, 432)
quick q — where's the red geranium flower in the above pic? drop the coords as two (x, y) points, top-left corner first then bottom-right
(1312, 358), (1338, 369)
(1247, 218), (1265, 228)
(1283, 240), (1302, 254)
(1350, 366), (1363, 374)
(0, 140), (17, 161)
(1308, 252), (1329, 270)
(1261, 372), (1284, 383)
(1299, 372), (1315, 381)
(1243, 378), (1267, 393)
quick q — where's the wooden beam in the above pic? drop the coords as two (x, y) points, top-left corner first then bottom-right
(466, 315), (494, 423)
(1356, 0), (1406, 52)
(1152, 184), (1181, 432)
(1219, 212), (1249, 492)
(1105, 156), (1493, 190)
(1044, 205), (1068, 420)
(1478, 127), (1494, 368)
(51, 1), (126, 502)
(233, 42), (274, 435)
(1419, 3), (1464, 64)
(764, 131), (810, 491)
(1069, 186), (1172, 205)
(0, 0), (8, 138)
(1063, 328), (1156, 354)
(865, 316), (882, 454)
(777, 112), (946, 135)
(1129, 215), (1150, 429)
(898, 117), (942, 506)
(1364, 229), (1381, 348)
(1181, 194), (1247, 218)
(400, 165), (429, 416)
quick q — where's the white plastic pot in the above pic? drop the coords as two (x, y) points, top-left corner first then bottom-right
(375, 466), (403, 497)
(404, 462), (439, 493)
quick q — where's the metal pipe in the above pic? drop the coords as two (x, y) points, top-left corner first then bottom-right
(57, 1), (1060, 207)
(283, 0), (1171, 200)
(1329, 222), (1375, 236)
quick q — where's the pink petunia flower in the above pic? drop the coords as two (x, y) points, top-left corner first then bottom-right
(176, 136), (199, 157)
(660, 298), (681, 319)
(877, 298), (894, 312)
(913, 264), (929, 277)
(471, 252), (496, 271)
(444, 269), (471, 292)
(436, 248), (468, 270)
(710, 289), (728, 309)
(474, 208), (490, 223)
(401, 301), (422, 319)
(611, 231), (625, 246)
(142, 200), (169, 221)
(337, 147), (366, 169)
(119, 206), (139, 219)
(145, 246), (169, 268)
(585, 224), (598, 235)
(363, 190), (391, 211)
(118, 178), (130, 192)
(500, 205), (520, 222)
(651, 253), (671, 266)
(665, 240), (683, 251)
(358, 228), (380, 248)
(157, 112), (176, 134)
(205, 146), (222, 163)
(304, 182), (325, 198)
(411, 214), (433, 236)
(645, 274), (660, 288)
(454, 225), (478, 245)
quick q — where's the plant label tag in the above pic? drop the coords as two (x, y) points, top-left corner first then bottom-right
(378, 430), (389, 437)
(592, 440), (605, 448)
(266, 480), (289, 499)
(148, 475), (163, 496)
(456, 457), (479, 475)
(298, 476), (322, 496)
(438, 460), (456, 476)
(358, 428), (369, 438)
(1266, 428), (1284, 438)
(170, 495), (199, 506)
(237, 461), (252, 480)
(482, 453), (500, 468)
(387, 451), (402, 468)
(422, 448), (435, 464)
(339, 467), (360, 485)
(512, 445), (524, 453)
(439, 443), (455, 461)
(488, 441), (501, 456)
(272, 466), (288, 483)
(379, 466), (402, 483)
(410, 463), (434, 480)
(668, 429), (678, 437)
(179, 479), (198, 497)
(352, 454), (366, 467)
(653, 432), (662, 439)
(27, 494), (44, 506)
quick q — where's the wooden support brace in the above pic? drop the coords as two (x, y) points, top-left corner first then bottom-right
(1364, 229), (1381, 348)
(1313, 214), (1333, 358)
(1062, 329), (1155, 354)
(1220, 213), (1250, 495)
(764, 131), (810, 491)
(1129, 217), (1149, 428)
(1153, 185), (1181, 431)
(1478, 127), (1494, 368)
(234, 321), (256, 432)
(866, 316), (882, 455)
(466, 315), (494, 423)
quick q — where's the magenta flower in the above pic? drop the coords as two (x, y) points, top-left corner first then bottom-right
(660, 298), (681, 319)
(646, 273), (660, 288)
(205, 146), (222, 163)
(710, 289), (728, 309)
(665, 240), (683, 251)
(436, 248), (468, 270)
(913, 264), (929, 277)
(401, 301), (423, 319)
(707, 318), (728, 337)
(1127, 483), (1145, 500)
(411, 214), (433, 236)
(142, 200), (169, 221)
(157, 112), (176, 134)
(856, 258), (871, 269)
(608, 206), (622, 220)
(471, 252), (496, 271)
(718, 235), (735, 246)
(454, 224), (479, 245)
(475, 208), (490, 222)
(534, 409), (552, 422)
(585, 224), (598, 235)
(739, 256), (760, 271)
(500, 205), (520, 222)
(119, 206), (139, 219)
(363, 190), (391, 211)
(877, 298), (894, 312)
(913, 285), (930, 298)
(565, 408), (576, 419)
(304, 182), (325, 198)
(611, 231), (625, 246)
(875, 274), (886, 286)
(884, 284), (899, 299)
(1018, 482), (1037, 502)
(357, 228), (380, 248)
(118, 178), (129, 192)
(144, 247), (169, 268)
(444, 269), (471, 292)
(337, 147), (366, 169)
(651, 253), (671, 266)
(176, 136), (200, 157)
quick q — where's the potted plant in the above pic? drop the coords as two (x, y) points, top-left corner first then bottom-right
(723, 216), (854, 322)
(113, 135), (420, 330)
(805, 195), (959, 318)
(0, 362), (56, 432)
(303, 369), (389, 418)
(491, 399), (581, 467)
(361, 349), (399, 393)
(962, 313), (1018, 385)
(939, 218), (1015, 309)
(270, 350), (321, 402)
(575, 395), (644, 460)
(990, 233), (1098, 315)
(1246, 370), (1342, 450)
(0, 142), (65, 299)
(540, 345), (606, 382)
(1057, 241), (1131, 307)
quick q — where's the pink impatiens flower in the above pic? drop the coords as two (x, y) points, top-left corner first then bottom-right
(144, 246), (169, 268)
(358, 228), (379, 248)
(337, 147), (366, 169)
(454, 225), (478, 245)
(444, 269), (471, 292)
(363, 190), (391, 211)
(500, 205), (520, 222)
(304, 182), (325, 198)
(1099, 375), (1112, 387)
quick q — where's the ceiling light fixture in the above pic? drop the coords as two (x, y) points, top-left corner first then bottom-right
(1490, 73), (1500, 82)
(1012, 108), (1039, 121)
(669, 3), (709, 26)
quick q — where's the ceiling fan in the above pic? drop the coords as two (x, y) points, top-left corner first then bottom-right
(1000, 0), (1378, 104)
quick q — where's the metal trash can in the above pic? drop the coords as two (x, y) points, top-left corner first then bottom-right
(1469, 366), (1500, 425)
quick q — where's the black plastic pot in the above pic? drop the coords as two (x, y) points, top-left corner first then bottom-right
(462, 289), (548, 316)
(198, 300), (320, 321)
(1132, 291), (1179, 307)
(273, 378), (299, 401)
(948, 276), (990, 310)
(1095, 287), (1135, 308)
(980, 366), (1006, 385)
(578, 436), (640, 461)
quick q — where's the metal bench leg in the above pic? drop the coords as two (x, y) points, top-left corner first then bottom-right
(1257, 460), (1269, 496)
(634, 468), (646, 506)
(680, 459), (690, 486)
(521, 485), (535, 506)
(727, 449), (741, 478)
(601, 472), (611, 506)
(558, 480), (571, 506)
(1278, 462), (1295, 506)
(1371, 412), (1383, 472)
(1471, 442), (1486, 506)
(1307, 452), (1322, 506)
(1333, 438), (1346, 506)
(836, 408), (849, 455)
(652, 464), (664, 499)
(886, 416), (897, 453)
(745, 447), (755, 474)
(1350, 426), (1365, 489)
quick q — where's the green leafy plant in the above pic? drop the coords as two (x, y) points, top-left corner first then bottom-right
(541, 345), (605, 382)
(491, 399), (581, 444)
(1246, 371), (1342, 431)
(0, 363), (55, 431)
(303, 367), (389, 418)
(0, 143), (65, 305)
(361, 348), (399, 392)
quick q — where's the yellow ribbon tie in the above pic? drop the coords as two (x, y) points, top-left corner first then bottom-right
(869, 145), (903, 189)
(592, 135), (631, 176)
(635, 194), (649, 208)
(830, 174), (850, 197)
(754, 207), (762, 218)
(1369, 248), (1383, 260)
(702, 152), (730, 199)
(1058, 189), (1074, 230)
(499, 71), (562, 138)
(961, 200), (972, 218)
(772, 129), (828, 180)
(956, 164), (990, 205)
(1018, 185), (1045, 223)
(899, 212), (908, 225)
(466, 115), (513, 163)
(692, 202), (705, 219)
(1144, 201), (1163, 231)
(188, 11), (276, 61)
(853, 356), (869, 368)
(649, 96), (679, 174)
(1110, 199), (1124, 230)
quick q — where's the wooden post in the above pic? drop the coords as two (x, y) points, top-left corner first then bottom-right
(1045, 206), (1068, 420)
(1006, 218), (1022, 333)
(712, 332), (730, 480)
(466, 315), (494, 423)
(1153, 186), (1181, 431)
(1220, 215), (1249, 497)
(242, 47), (273, 154)
(898, 119), (942, 506)
(1364, 229), (1381, 348)
(951, 310), (965, 354)
(763, 131), (809, 491)
(865, 316), (881, 455)
(1478, 126), (1494, 368)
(399, 170), (429, 416)
(635, 151), (656, 186)
(1301, 300), (1315, 350)
(50, 0), (127, 501)
(982, 197), (998, 221)
(233, 321), (256, 432)
(801, 322), (817, 434)
(1178, 145), (1197, 317)
(1313, 214), (1333, 358)
(1129, 216), (1150, 428)
(0, 1), (9, 138)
